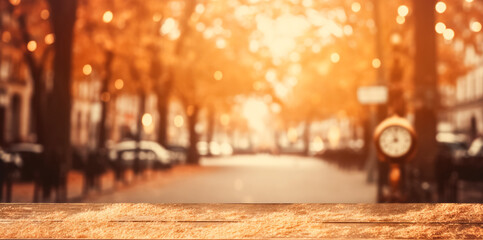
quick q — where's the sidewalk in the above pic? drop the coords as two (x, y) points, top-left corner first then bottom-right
(9, 169), (138, 202)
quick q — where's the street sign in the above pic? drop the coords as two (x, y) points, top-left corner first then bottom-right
(357, 86), (388, 104)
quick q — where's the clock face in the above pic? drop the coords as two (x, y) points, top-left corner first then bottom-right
(378, 125), (412, 158)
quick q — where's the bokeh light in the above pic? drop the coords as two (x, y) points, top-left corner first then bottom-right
(435, 22), (446, 34)
(102, 11), (113, 23)
(82, 64), (92, 76)
(214, 71), (223, 81)
(40, 9), (50, 20)
(443, 28), (455, 40)
(44, 33), (54, 45)
(9, 0), (20, 6)
(435, 1), (447, 14)
(220, 114), (230, 126)
(114, 79), (124, 90)
(142, 113), (153, 127)
(470, 21), (482, 33)
(152, 13), (162, 22)
(372, 58), (381, 69)
(351, 2), (361, 13)
(27, 40), (37, 52)
(2, 31), (11, 43)
(397, 5), (409, 17)
(174, 115), (184, 128)
(330, 53), (340, 63)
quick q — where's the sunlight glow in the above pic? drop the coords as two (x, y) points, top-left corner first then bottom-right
(152, 14), (162, 22)
(220, 114), (230, 126)
(397, 5), (409, 17)
(44, 33), (54, 45)
(443, 28), (454, 41)
(82, 64), (92, 76)
(161, 18), (180, 40)
(216, 38), (227, 49)
(243, 98), (269, 131)
(390, 33), (401, 44)
(9, 0), (20, 6)
(214, 71), (223, 81)
(265, 69), (277, 83)
(114, 79), (124, 90)
(435, 22), (446, 34)
(249, 40), (260, 52)
(312, 136), (325, 152)
(343, 25), (353, 36)
(435, 2), (447, 14)
(27, 40), (37, 52)
(351, 2), (361, 13)
(256, 14), (310, 59)
(174, 115), (184, 128)
(195, 4), (205, 14)
(470, 21), (482, 33)
(287, 128), (298, 143)
(328, 125), (341, 148)
(40, 9), (50, 20)
(330, 53), (340, 63)
(372, 58), (381, 69)
(2, 31), (11, 43)
(142, 113), (153, 127)
(102, 11), (113, 23)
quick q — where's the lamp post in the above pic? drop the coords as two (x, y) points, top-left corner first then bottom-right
(0, 87), (7, 147)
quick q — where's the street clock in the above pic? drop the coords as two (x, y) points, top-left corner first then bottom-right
(374, 115), (417, 163)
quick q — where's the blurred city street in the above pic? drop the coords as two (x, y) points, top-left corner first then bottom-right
(84, 155), (376, 203)
(1, 0), (482, 204)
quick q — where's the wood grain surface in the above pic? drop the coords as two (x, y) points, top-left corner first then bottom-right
(0, 203), (482, 239)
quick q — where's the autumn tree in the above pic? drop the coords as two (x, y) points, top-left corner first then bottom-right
(42, 0), (78, 202)
(4, 0), (52, 150)
(164, 0), (260, 164)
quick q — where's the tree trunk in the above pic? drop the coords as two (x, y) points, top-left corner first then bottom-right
(206, 106), (215, 156)
(412, 0), (438, 180)
(14, 9), (50, 145)
(149, 47), (170, 147)
(0, 17), (3, 147)
(14, 8), (52, 202)
(303, 119), (311, 155)
(186, 105), (199, 165)
(156, 79), (171, 147)
(134, 93), (146, 176)
(97, 50), (114, 149)
(44, 0), (77, 202)
(30, 68), (45, 203)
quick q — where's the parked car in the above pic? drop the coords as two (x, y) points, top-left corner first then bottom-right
(197, 141), (209, 156)
(458, 137), (483, 179)
(436, 135), (483, 202)
(109, 141), (173, 170)
(0, 148), (22, 202)
(196, 141), (234, 156)
(209, 142), (233, 156)
(8, 143), (43, 181)
(165, 145), (187, 164)
(436, 133), (468, 164)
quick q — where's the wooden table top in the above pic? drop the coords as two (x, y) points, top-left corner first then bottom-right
(0, 203), (482, 239)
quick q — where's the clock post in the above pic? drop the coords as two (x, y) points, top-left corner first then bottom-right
(374, 115), (417, 202)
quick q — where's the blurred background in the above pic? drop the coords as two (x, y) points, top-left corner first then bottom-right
(0, 0), (482, 203)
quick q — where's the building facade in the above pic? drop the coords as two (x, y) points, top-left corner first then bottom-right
(443, 41), (483, 139)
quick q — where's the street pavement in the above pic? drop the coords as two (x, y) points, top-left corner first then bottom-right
(83, 154), (377, 203)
